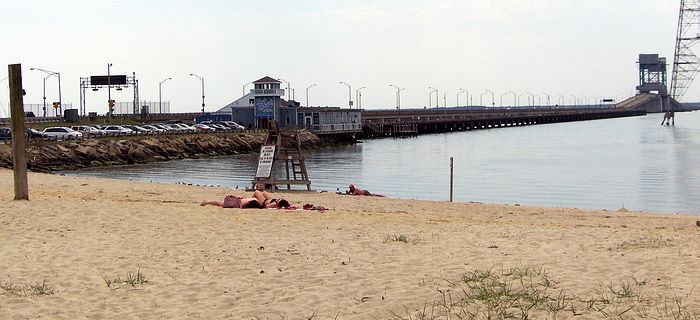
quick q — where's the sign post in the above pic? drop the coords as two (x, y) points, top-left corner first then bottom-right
(8, 64), (29, 200)
(255, 145), (276, 179)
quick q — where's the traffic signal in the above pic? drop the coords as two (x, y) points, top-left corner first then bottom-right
(108, 99), (115, 113)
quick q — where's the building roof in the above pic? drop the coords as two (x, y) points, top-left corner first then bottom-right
(253, 76), (281, 84)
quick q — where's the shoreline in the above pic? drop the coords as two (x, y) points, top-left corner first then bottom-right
(1, 169), (698, 318)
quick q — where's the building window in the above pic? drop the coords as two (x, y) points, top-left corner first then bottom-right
(313, 113), (320, 125)
(286, 116), (290, 126)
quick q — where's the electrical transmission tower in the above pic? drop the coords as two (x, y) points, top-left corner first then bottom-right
(670, 0), (700, 101)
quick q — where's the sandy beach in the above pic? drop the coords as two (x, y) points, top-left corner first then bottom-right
(0, 168), (698, 319)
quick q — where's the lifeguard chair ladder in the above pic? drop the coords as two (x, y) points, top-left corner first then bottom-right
(252, 122), (311, 191)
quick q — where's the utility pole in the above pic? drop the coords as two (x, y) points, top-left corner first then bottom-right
(8, 64), (28, 200)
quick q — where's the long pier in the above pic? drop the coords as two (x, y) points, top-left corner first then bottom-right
(360, 107), (645, 138)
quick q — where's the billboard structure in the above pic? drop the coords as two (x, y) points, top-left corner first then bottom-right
(79, 73), (139, 116)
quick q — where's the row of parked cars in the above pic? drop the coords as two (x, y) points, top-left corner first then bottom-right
(0, 121), (247, 141)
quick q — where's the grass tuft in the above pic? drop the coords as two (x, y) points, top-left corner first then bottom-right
(393, 266), (700, 320)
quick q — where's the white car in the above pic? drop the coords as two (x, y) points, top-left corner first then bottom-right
(43, 127), (83, 140)
(103, 125), (134, 136)
(71, 125), (106, 138)
(141, 125), (166, 134)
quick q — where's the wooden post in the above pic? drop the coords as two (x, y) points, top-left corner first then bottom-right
(449, 157), (454, 202)
(8, 64), (29, 200)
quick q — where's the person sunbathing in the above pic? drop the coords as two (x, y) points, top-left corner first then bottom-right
(201, 190), (290, 209)
(346, 184), (384, 197)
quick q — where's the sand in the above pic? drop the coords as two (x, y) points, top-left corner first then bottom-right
(0, 168), (698, 319)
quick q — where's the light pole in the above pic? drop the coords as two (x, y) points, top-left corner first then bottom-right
(518, 93), (527, 107)
(107, 63), (113, 119)
(509, 91), (516, 107)
(159, 77), (172, 114)
(479, 90), (490, 107)
(278, 78), (291, 101)
(558, 94), (565, 106)
(305, 84), (317, 107)
(243, 81), (252, 96)
(544, 94), (551, 107)
(390, 84), (401, 110)
(340, 82), (352, 108)
(30, 67), (61, 117)
(569, 95), (577, 106)
(500, 92), (509, 107)
(428, 87), (438, 108)
(527, 92), (534, 107)
(189, 73), (205, 113)
(457, 89), (467, 107)
(486, 90), (495, 107)
(356, 87), (366, 109)
(428, 87), (435, 108)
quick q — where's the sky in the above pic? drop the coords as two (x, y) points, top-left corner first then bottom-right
(0, 0), (693, 115)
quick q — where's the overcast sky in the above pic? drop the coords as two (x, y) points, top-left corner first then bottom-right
(0, 0), (692, 115)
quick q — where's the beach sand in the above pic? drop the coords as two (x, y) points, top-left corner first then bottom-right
(0, 168), (698, 319)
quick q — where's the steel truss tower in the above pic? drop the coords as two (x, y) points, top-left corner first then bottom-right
(670, 0), (700, 101)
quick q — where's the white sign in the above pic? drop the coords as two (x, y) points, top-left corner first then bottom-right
(255, 145), (276, 178)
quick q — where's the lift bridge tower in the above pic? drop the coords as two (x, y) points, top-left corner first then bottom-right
(670, 0), (700, 101)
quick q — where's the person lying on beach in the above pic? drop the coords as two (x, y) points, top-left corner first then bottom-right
(345, 184), (385, 197)
(201, 190), (290, 209)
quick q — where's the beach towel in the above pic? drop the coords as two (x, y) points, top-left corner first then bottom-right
(222, 195), (243, 208)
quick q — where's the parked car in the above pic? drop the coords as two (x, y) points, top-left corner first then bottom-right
(174, 124), (196, 132)
(43, 127), (83, 140)
(71, 125), (106, 138)
(141, 125), (166, 134)
(148, 124), (173, 133)
(168, 123), (194, 133)
(193, 124), (215, 132)
(0, 128), (12, 140)
(209, 124), (230, 132)
(123, 125), (153, 135)
(220, 121), (246, 131)
(102, 125), (134, 136)
(26, 128), (51, 140)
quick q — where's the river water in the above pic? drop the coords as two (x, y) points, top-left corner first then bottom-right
(66, 112), (700, 214)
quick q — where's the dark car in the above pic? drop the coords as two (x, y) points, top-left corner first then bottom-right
(0, 128), (12, 140)
(26, 128), (50, 140)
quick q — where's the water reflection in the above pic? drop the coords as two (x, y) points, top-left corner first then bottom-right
(66, 112), (700, 214)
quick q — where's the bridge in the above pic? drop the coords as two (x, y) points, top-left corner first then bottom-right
(359, 95), (654, 138)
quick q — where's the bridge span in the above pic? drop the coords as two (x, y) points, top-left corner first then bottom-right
(359, 95), (652, 138)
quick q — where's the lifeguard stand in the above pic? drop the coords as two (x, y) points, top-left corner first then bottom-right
(251, 121), (311, 191)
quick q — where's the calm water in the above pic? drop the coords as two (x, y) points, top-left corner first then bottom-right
(66, 112), (700, 214)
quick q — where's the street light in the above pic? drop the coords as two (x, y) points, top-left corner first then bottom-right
(243, 81), (252, 96)
(340, 82), (352, 108)
(189, 73), (205, 113)
(305, 84), (317, 107)
(390, 84), (401, 110)
(428, 87), (438, 108)
(500, 92), (509, 107)
(457, 89), (467, 107)
(486, 90), (495, 107)
(108, 63), (114, 115)
(518, 93), (527, 107)
(527, 92), (534, 107)
(356, 87), (366, 109)
(159, 77), (172, 114)
(509, 91), (516, 107)
(278, 78), (291, 101)
(30, 67), (61, 117)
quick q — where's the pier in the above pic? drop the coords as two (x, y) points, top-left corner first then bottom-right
(361, 104), (646, 139)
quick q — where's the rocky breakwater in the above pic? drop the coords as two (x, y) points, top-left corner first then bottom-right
(0, 131), (321, 172)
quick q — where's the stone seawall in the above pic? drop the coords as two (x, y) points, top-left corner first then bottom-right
(0, 131), (321, 172)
